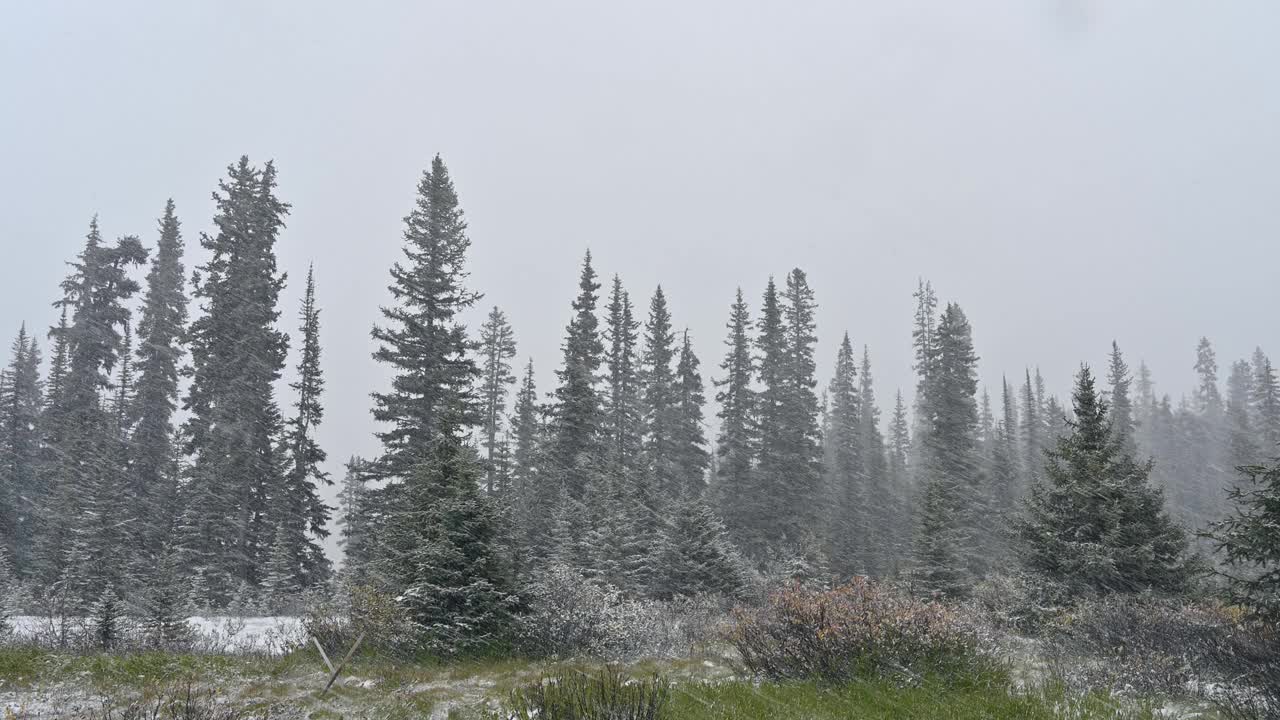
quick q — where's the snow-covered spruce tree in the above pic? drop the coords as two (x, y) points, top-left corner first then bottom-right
(858, 346), (894, 576)
(639, 285), (680, 507)
(369, 154), (480, 484)
(754, 271), (823, 561)
(712, 289), (756, 555)
(261, 522), (300, 614)
(128, 200), (187, 579)
(278, 264), (333, 592)
(652, 492), (746, 599)
(508, 359), (544, 563)
(912, 303), (982, 597)
(602, 276), (643, 488)
(478, 306), (517, 494)
(887, 390), (910, 495)
(909, 279), (939, 479)
(1225, 359), (1260, 471)
(541, 252), (606, 561)
(1020, 369), (1042, 489)
(885, 389), (911, 573)
(1018, 366), (1198, 598)
(336, 456), (374, 582)
(673, 330), (710, 497)
(823, 334), (863, 578)
(181, 158), (290, 605)
(0, 324), (42, 576)
(548, 252), (605, 500)
(142, 543), (192, 649)
(988, 379), (1022, 518)
(1107, 341), (1137, 455)
(1209, 457), (1280, 623)
(92, 584), (123, 651)
(39, 218), (147, 600)
(1253, 348), (1280, 452)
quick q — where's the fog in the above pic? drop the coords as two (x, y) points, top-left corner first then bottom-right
(3, 1), (1277, 557)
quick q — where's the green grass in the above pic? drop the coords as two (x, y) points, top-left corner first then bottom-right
(663, 679), (1157, 720)
(0, 648), (1166, 720)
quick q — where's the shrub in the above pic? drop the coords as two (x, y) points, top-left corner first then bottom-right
(968, 572), (1067, 635)
(498, 666), (670, 720)
(1044, 594), (1271, 698)
(302, 582), (414, 658)
(729, 578), (989, 683)
(515, 565), (728, 661)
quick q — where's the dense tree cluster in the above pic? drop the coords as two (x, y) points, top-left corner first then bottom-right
(1, 153), (1273, 652)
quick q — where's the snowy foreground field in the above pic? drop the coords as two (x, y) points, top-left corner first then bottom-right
(9, 615), (305, 655)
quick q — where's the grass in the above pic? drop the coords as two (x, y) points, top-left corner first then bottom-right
(0, 647), (1166, 720)
(663, 679), (1158, 720)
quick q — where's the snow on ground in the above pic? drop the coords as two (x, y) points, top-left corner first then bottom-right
(9, 615), (305, 655)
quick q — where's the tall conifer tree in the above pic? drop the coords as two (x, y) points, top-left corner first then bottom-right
(478, 306), (518, 493)
(279, 265), (332, 590)
(712, 289), (756, 548)
(129, 200), (187, 578)
(181, 158), (290, 602)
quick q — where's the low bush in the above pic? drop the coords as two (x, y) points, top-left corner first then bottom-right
(515, 565), (727, 661)
(301, 582), (414, 658)
(1043, 593), (1276, 701)
(496, 666), (670, 720)
(730, 578), (991, 683)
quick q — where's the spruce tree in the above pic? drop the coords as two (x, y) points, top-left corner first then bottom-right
(479, 306), (518, 494)
(41, 218), (147, 598)
(601, 277), (643, 485)
(1020, 369), (1042, 488)
(640, 286), (680, 503)
(279, 265), (332, 591)
(181, 158), (290, 604)
(763, 269), (824, 557)
(261, 522), (299, 613)
(912, 303), (981, 597)
(823, 334), (863, 577)
(1134, 360), (1156, 438)
(992, 377), (1022, 511)
(0, 325), (42, 576)
(509, 360), (542, 510)
(1208, 457), (1280, 622)
(753, 272), (823, 561)
(1194, 337), (1225, 419)
(673, 330), (710, 496)
(712, 289), (756, 551)
(130, 208), (188, 576)
(887, 389), (912, 561)
(379, 412), (517, 652)
(909, 279), (940, 471)
(548, 252), (605, 502)
(142, 543), (192, 648)
(1018, 366), (1198, 597)
(336, 456), (371, 579)
(652, 493), (746, 599)
(1225, 359), (1259, 471)
(1107, 341), (1136, 454)
(858, 347), (892, 571)
(1252, 349), (1280, 453)
(370, 155), (480, 483)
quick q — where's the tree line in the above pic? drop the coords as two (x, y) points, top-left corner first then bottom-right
(1, 154), (1276, 644)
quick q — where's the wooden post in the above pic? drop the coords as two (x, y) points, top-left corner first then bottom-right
(312, 637), (336, 675)
(320, 632), (366, 696)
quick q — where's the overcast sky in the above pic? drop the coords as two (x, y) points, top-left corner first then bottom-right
(3, 1), (1278, 553)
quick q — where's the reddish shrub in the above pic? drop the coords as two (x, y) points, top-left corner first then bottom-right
(729, 578), (987, 682)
